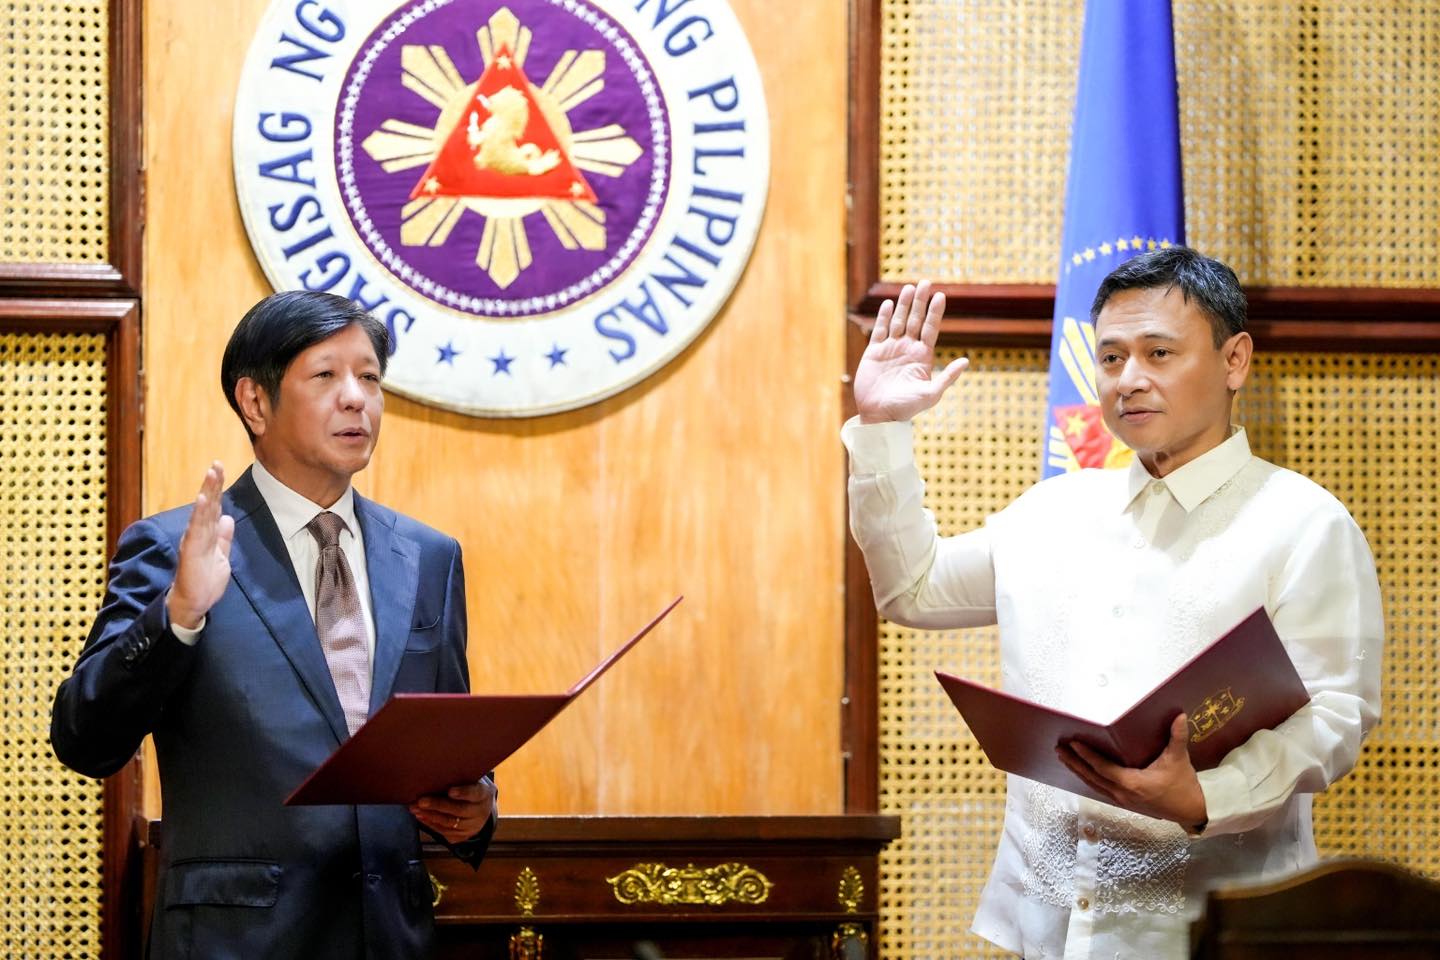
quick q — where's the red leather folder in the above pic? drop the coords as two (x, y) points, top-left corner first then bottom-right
(934, 607), (1310, 803)
(285, 596), (682, 805)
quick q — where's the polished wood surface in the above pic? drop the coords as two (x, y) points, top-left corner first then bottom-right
(429, 815), (897, 959)
(142, 0), (847, 816)
(1190, 859), (1440, 959)
(429, 815), (896, 920)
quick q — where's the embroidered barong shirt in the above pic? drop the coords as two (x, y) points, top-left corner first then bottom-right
(843, 420), (1383, 960)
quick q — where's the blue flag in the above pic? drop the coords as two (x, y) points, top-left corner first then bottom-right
(1043, 0), (1184, 478)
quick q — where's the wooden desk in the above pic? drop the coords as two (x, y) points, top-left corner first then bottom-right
(430, 816), (899, 959)
(142, 815), (900, 959)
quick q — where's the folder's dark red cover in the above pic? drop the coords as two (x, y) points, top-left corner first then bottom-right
(934, 607), (1310, 803)
(285, 596), (682, 805)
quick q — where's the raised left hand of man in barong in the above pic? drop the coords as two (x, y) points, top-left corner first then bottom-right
(1057, 713), (1208, 833)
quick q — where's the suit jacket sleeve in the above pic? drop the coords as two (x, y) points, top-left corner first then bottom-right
(50, 516), (200, 778)
(416, 538), (496, 868)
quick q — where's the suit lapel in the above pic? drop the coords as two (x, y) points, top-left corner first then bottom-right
(354, 493), (419, 715)
(225, 469), (350, 745)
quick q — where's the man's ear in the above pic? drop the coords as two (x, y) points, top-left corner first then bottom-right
(1223, 331), (1253, 392)
(234, 377), (271, 439)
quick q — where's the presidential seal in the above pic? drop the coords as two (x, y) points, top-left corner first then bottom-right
(234, 0), (768, 416)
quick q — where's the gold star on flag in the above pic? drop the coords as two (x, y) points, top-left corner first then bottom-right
(1131, 235), (1143, 248)
(1159, 239), (1173, 249)
(1116, 237), (1129, 251)
(1064, 412), (1089, 438)
(497, 54), (512, 69)
(424, 177), (441, 194)
(569, 180), (584, 197)
(1099, 242), (1113, 255)
(1083, 247), (1096, 262)
(1072, 253), (1083, 266)
(1147, 238), (1158, 250)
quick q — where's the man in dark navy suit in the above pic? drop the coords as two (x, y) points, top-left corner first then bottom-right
(52, 291), (497, 958)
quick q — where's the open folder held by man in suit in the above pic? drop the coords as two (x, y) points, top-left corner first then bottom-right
(51, 291), (497, 959)
(844, 248), (1383, 959)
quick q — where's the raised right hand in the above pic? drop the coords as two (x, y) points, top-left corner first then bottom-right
(166, 461), (235, 630)
(853, 280), (969, 423)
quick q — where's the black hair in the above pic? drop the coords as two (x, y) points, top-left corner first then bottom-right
(220, 291), (391, 440)
(1090, 246), (1247, 347)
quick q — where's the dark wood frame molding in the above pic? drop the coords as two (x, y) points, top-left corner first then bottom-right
(0, 300), (143, 549)
(840, 0), (1440, 813)
(0, 298), (143, 960)
(850, 284), (1440, 352)
(841, 326), (879, 814)
(841, 0), (882, 816)
(0, 0), (145, 954)
(0, 0), (143, 297)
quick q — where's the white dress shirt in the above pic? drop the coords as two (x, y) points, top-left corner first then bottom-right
(172, 461), (377, 665)
(844, 418), (1383, 960)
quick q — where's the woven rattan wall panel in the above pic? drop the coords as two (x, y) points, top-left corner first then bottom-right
(878, 1), (1440, 286)
(0, 331), (106, 955)
(876, 347), (1440, 959)
(1, 0), (110, 264)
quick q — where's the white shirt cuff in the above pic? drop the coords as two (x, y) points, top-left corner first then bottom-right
(841, 416), (916, 475)
(1195, 762), (1251, 836)
(166, 594), (205, 647)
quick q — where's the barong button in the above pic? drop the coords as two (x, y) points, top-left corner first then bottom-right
(1096, 674), (1108, 687)
(1076, 896), (1090, 911)
(1082, 824), (1097, 841)
(1111, 606), (1124, 618)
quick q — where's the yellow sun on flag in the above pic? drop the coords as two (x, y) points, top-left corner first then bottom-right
(1046, 315), (1134, 473)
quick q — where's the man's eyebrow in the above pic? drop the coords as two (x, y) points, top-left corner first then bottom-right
(1097, 330), (1181, 348)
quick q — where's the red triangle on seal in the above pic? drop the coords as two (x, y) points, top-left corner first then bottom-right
(410, 45), (597, 203)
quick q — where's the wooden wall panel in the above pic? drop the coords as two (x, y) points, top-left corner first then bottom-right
(142, 0), (846, 816)
(363, 405), (607, 813)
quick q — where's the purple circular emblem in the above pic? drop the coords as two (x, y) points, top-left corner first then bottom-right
(335, 0), (670, 318)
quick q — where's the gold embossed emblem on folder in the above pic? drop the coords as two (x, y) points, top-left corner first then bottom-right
(1189, 688), (1246, 743)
